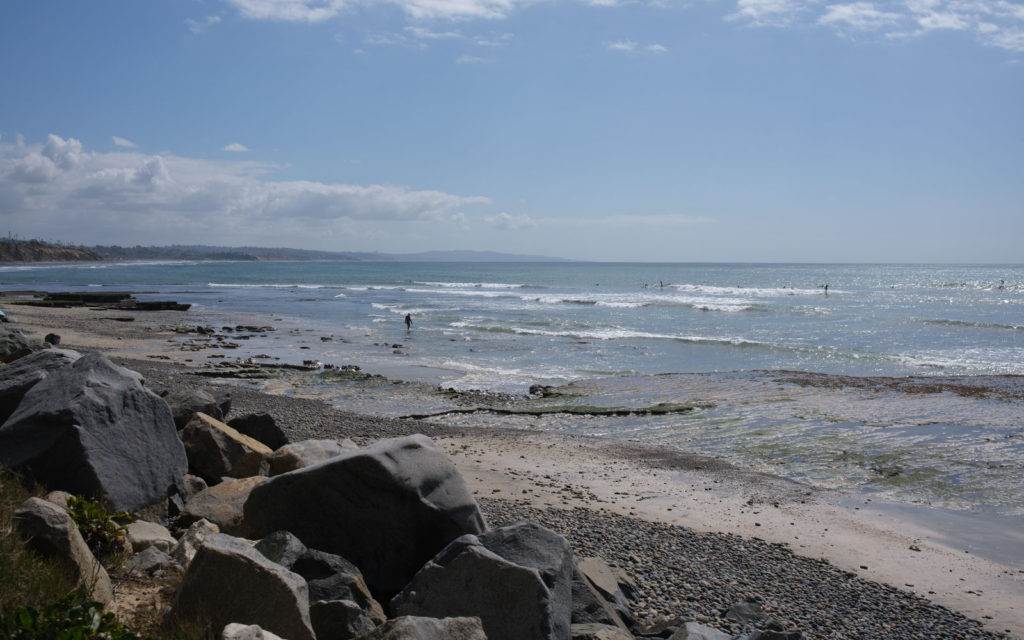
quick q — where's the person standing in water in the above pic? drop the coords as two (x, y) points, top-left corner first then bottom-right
(405, 313), (412, 330)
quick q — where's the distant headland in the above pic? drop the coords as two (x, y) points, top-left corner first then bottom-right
(0, 237), (568, 263)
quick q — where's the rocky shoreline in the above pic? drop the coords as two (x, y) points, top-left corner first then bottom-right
(1, 304), (1021, 639)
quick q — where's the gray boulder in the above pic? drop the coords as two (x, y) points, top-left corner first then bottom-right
(0, 324), (33, 363)
(570, 623), (634, 640)
(242, 434), (486, 599)
(125, 546), (176, 577)
(13, 497), (113, 604)
(0, 348), (80, 424)
(576, 557), (636, 628)
(170, 518), (220, 568)
(256, 530), (386, 626)
(125, 519), (176, 553)
(164, 389), (223, 428)
(180, 476), (266, 536)
(222, 624), (284, 640)
(173, 533), (315, 640)
(353, 616), (487, 640)
(0, 352), (187, 512)
(180, 413), (273, 484)
(310, 599), (381, 640)
(571, 568), (631, 632)
(669, 622), (735, 640)
(266, 438), (359, 476)
(391, 521), (573, 640)
(228, 413), (288, 450)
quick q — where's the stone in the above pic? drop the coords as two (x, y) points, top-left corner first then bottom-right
(571, 568), (631, 632)
(173, 533), (315, 640)
(13, 497), (113, 604)
(126, 519), (177, 553)
(725, 599), (773, 627)
(228, 413), (288, 450)
(181, 413), (273, 483)
(391, 522), (573, 640)
(180, 476), (266, 536)
(43, 490), (74, 512)
(0, 324), (32, 363)
(570, 623), (635, 640)
(170, 518), (220, 568)
(576, 557), (636, 628)
(44, 333), (61, 345)
(0, 352), (187, 512)
(310, 599), (380, 640)
(242, 434), (486, 599)
(266, 438), (359, 476)
(353, 616), (487, 640)
(0, 348), (80, 424)
(222, 624), (285, 640)
(169, 474), (209, 517)
(214, 388), (232, 419)
(669, 622), (735, 640)
(256, 530), (386, 626)
(126, 546), (175, 577)
(163, 389), (223, 428)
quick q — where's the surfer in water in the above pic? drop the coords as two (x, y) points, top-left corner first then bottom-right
(405, 313), (412, 331)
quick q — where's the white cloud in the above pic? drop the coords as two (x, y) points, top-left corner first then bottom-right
(0, 134), (489, 246)
(226, 0), (349, 22)
(728, 0), (805, 26)
(112, 136), (137, 148)
(456, 54), (489, 63)
(647, 43), (668, 52)
(486, 212), (536, 229)
(818, 2), (901, 28)
(223, 143), (250, 152)
(608, 40), (637, 50)
(186, 15), (223, 34)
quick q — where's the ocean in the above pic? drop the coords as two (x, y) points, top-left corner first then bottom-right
(2, 261), (1023, 520)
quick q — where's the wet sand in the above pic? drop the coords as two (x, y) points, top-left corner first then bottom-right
(5, 302), (1023, 637)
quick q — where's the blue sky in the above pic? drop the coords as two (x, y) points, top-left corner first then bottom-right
(0, 0), (1021, 261)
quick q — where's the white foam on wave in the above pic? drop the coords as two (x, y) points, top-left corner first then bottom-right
(208, 282), (332, 290)
(449, 321), (764, 346)
(415, 281), (527, 289)
(671, 283), (826, 297)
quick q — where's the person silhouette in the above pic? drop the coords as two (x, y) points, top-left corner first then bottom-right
(405, 313), (412, 331)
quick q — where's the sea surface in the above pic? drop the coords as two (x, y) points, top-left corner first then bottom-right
(2, 261), (1023, 522)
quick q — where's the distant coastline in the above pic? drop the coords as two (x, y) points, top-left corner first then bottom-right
(0, 237), (568, 264)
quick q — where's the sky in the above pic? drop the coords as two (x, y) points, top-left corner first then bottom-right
(0, 0), (1021, 262)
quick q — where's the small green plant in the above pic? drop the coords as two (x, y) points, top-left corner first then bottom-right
(0, 594), (149, 640)
(64, 496), (131, 556)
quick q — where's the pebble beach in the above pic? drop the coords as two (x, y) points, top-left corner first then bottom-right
(5, 301), (1023, 639)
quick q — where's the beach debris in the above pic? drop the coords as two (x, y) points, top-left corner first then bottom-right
(392, 521), (574, 640)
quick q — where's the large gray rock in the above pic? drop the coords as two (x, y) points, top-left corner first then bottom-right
(0, 347), (80, 424)
(180, 413), (273, 484)
(13, 497), (113, 604)
(571, 568), (631, 632)
(163, 389), (223, 428)
(180, 476), (266, 536)
(391, 521), (573, 640)
(242, 434), (486, 599)
(173, 533), (315, 640)
(576, 557), (636, 628)
(353, 616), (487, 640)
(0, 352), (187, 512)
(266, 438), (358, 476)
(228, 413), (288, 450)
(125, 519), (176, 553)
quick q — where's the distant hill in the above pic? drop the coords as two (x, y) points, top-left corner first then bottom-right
(0, 238), (102, 263)
(0, 240), (567, 263)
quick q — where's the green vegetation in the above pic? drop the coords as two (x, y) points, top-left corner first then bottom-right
(0, 596), (147, 640)
(64, 496), (130, 557)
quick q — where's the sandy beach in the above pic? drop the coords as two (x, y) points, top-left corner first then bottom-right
(5, 301), (1023, 638)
